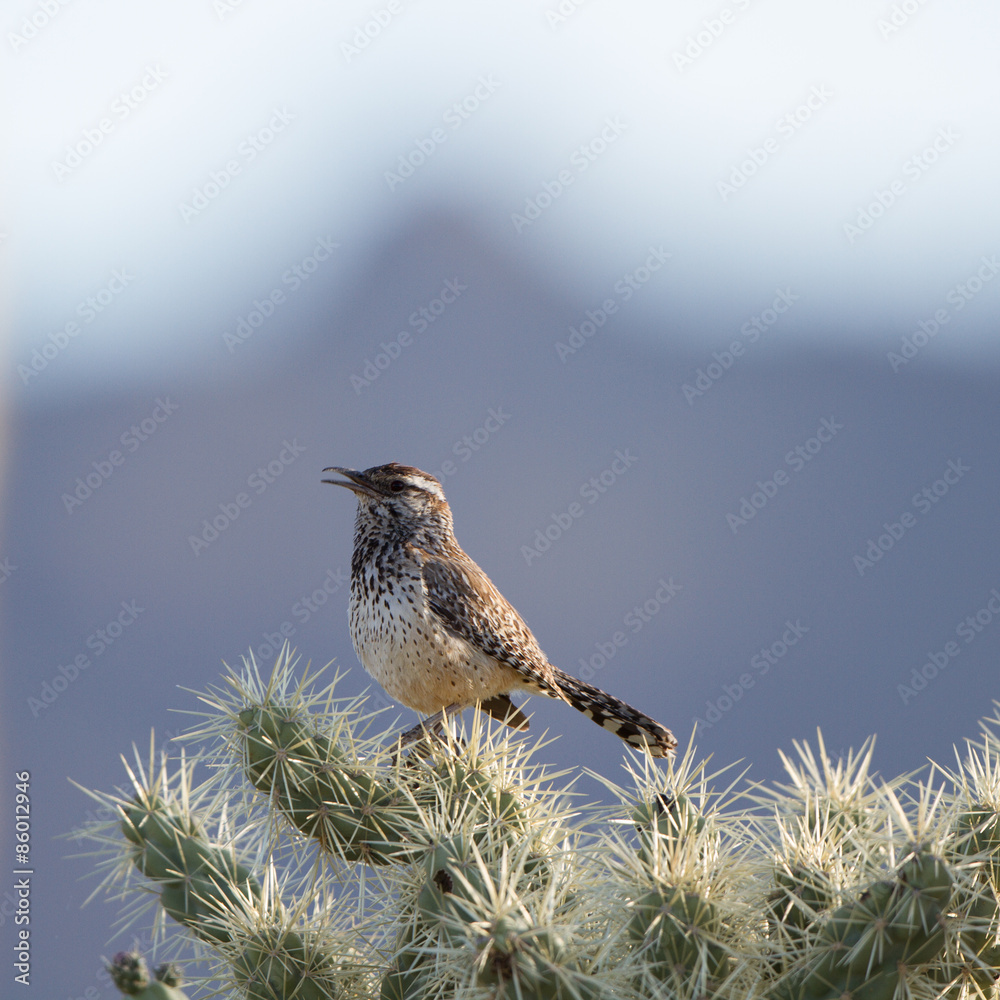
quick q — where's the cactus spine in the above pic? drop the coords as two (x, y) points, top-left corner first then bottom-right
(74, 647), (1000, 999)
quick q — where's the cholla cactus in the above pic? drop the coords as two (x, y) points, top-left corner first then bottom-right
(107, 950), (189, 998)
(73, 647), (1000, 999)
(755, 734), (1000, 1000)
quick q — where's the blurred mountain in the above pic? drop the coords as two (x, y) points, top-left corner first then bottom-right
(3, 211), (998, 997)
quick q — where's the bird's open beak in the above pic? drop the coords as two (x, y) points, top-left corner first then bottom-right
(322, 467), (381, 498)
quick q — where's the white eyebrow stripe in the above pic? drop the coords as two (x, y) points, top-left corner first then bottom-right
(410, 475), (445, 499)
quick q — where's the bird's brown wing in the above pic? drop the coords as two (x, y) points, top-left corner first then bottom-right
(417, 545), (674, 756)
(414, 545), (568, 705)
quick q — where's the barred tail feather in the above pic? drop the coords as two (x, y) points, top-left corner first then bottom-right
(551, 669), (676, 758)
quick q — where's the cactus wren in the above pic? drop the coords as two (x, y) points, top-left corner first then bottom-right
(323, 463), (676, 757)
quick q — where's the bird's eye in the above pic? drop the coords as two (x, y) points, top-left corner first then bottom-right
(389, 480), (406, 493)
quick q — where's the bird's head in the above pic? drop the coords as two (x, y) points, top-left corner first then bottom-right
(323, 463), (452, 534)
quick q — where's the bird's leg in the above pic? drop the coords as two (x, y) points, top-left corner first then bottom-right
(393, 703), (462, 763)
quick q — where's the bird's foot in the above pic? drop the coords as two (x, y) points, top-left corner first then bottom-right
(391, 704), (463, 764)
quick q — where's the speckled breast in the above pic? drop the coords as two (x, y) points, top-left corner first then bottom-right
(347, 558), (521, 715)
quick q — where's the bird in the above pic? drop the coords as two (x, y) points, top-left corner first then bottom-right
(322, 463), (676, 757)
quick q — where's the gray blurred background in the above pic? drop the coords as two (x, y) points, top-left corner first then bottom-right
(2, 1), (1000, 996)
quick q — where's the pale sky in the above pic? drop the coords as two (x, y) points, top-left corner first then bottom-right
(4, 0), (1000, 397)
